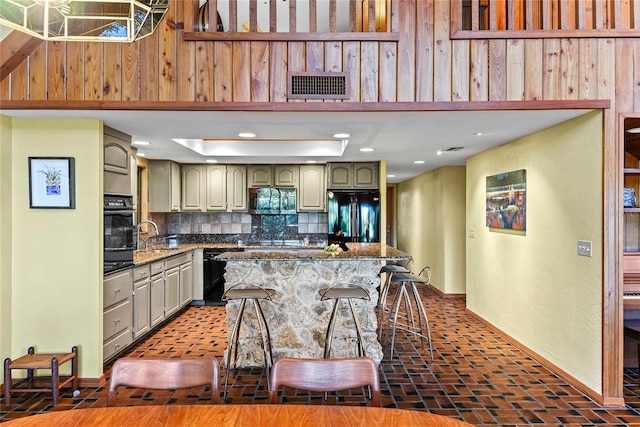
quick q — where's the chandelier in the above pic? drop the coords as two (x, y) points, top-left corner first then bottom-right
(0, 0), (170, 42)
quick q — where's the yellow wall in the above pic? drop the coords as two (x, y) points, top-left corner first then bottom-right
(397, 166), (466, 293)
(0, 116), (13, 384)
(8, 118), (104, 380)
(466, 111), (603, 393)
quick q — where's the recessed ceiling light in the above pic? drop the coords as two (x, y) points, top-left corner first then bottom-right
(387, 174), (395, 178)
(305, 160), (317, 163)
(132, 140), (150, 146)
(238, 132), (256, 138)
(206, 159), (218, 163)
(333, 133), (350, 139)
(414, 160), (425, 164)
(360, 147), (374, 152)
(628, 127), (640, 134)
(473, 132), (483, 136)
(436, 150), (443, 155)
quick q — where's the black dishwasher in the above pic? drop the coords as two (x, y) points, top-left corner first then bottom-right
(203, 248), (244, 305)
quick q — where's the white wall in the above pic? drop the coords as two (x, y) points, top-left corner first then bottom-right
(9, 118), (104, 380)
(466, 111), (603, 393)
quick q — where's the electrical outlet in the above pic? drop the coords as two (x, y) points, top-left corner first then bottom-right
(577, 240), (592, 257)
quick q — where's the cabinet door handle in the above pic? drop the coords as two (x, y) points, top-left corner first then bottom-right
(115, 318), (120, 323)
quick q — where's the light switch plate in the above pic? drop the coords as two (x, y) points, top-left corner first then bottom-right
(578, 240), (592, 257)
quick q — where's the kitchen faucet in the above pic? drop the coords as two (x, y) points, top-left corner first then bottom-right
(136, 220), (159, 250)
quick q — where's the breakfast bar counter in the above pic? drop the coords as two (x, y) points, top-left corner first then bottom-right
(216, 243), (410, 366)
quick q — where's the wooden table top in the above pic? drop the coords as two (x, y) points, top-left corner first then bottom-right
(3, 404), (474, 426)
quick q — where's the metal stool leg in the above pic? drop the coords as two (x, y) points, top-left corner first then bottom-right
(252, 299), (274, 391)
(409, 282), (434, 360)
(223, 298), (247, 401)
(323, 299), (341, 359)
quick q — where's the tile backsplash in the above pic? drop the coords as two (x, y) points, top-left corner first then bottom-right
(150, 211), (328, 244)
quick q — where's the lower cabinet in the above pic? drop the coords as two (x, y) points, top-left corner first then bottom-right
(103, 251), (194, 363)
(180, 259), (193, 307)
(150, 261), (165, 328)
(133, 265), (151, 340)
(103, 268), (133, 362)
(165, 266), (181, 317)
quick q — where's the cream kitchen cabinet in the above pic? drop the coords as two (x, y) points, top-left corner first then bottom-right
(274, 165), (298, 187)
(165, 252), (192, 317)
(150, 261), (165, 327)
(204, 164), (227, 210)
(103, 268), (133, 362)
(298, 164), (326, 211)
(104, 126), (133, 196)
(248, 165), (298, 188)
(164, 266), (181, 318)
(149, 160), (181, 212)
(247, 165), (273, 187)
(132, 265), (151, 340)
(181, 164), (206, 211)
(179, 256), (193, 307)
(180, 165), (247, 211)
(227, 165), (248, 211)
(327, 162), (379, 189)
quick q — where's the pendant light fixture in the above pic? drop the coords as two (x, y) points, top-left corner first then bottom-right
(0, 0), (169, 42)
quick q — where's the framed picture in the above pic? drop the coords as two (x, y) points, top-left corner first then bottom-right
(29, 157), (75, 209)
(486, 169), (526, 231)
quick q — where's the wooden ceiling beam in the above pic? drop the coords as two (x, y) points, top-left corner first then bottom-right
(0, 31), (43, 81)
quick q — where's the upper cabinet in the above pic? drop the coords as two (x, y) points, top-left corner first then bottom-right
(103, 126), (132, 196)
(298, 164), (326, 211)
(180, 164), (247, 212)
(328, 162), (379, 189)
(247, 165), (298, 187)
(149, 160), (181, 212)
(247, 165), (273, 187)
(181, 165), (206, 211)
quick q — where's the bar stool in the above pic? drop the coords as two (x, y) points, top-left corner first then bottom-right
(319, 284), (371, 359)
(382, 269), (434, 360)
(377, 264), (410, 310)
(222, 284), (276, 401)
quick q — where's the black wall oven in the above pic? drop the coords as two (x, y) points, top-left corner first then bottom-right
(104, 195), (135, 274)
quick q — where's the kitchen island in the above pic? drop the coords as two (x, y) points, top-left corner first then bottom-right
(216, 243), (410, 366)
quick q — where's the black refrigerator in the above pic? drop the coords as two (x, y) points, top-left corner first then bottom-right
(327, 190), (380, 243)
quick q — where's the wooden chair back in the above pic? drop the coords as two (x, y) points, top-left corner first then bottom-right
(107, 357), (220, 406)
(268, 357), (381, 406)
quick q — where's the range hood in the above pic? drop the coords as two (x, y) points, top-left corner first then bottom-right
(248, 188), (297, 214)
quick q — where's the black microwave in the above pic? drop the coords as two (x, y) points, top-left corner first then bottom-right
(248, 188), (297, 214)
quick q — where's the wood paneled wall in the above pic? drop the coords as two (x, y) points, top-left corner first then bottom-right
(0, 0), (638, 407)
(0, 0), (634, 107)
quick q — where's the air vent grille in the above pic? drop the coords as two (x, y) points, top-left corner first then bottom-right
(288, 72), (349, 99)
(443, 146), (465, 152)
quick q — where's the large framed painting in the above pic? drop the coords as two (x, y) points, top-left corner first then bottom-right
(486, 169), (526, 231)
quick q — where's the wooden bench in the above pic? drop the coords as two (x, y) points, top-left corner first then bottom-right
(3, 346), (78, 406)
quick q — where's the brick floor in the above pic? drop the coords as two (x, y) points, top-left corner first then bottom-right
(3, 286), (640, 426)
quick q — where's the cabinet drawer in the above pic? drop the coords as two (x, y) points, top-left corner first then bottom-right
(151, 261), (165, 276)
(103, 328), (132, 361)
(133, 265), (151, 282)
(104, 268), (133, 308)
(103, 299), (132, 343)
(166, 252), (192, 269)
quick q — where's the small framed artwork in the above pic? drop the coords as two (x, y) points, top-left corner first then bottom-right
(29, 157), (76, 209)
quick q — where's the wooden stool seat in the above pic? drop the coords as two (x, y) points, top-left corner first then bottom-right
(4, 346), (78, 406)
